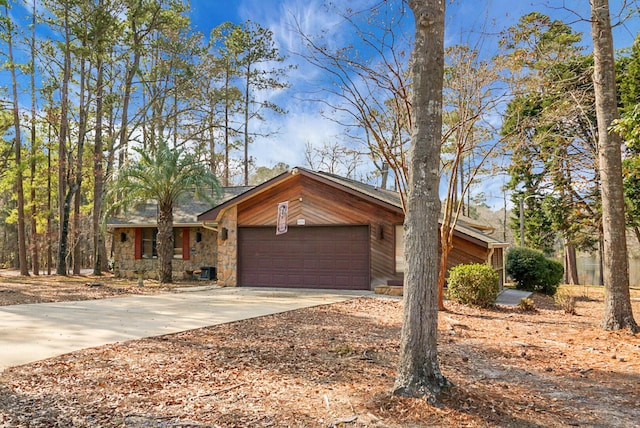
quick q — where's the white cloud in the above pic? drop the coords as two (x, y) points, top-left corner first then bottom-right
(255, 111), (344, 166)
(229, 0), (371, 171)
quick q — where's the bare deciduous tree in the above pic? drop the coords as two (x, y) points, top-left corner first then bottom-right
(589, 0), (638, 332)
(393, 0), (450, 401)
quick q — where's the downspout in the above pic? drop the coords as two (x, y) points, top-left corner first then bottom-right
(487, 244), (506, 291)
(200, 207), (230, 285)
(487, 247), (495, 266)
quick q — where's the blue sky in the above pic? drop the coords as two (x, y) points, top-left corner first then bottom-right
(181, 1), (639, 209)
(188, 0), (382, 178)
(3, 1), (638, 209)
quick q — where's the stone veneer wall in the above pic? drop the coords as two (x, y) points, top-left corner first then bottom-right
(113, 226), (217, 280)
(216, 206), (238, 287)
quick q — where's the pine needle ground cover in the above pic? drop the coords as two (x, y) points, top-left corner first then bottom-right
(0, 278), (638, 427)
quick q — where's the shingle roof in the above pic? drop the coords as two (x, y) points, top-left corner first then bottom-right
(307, 168), (502, 243)
(108, 167), (508, 248)
(195, 167), (507, 247)
(450, 220), (507, 247)
(106, 187), (253, 228)
(308, 168), (403, 208)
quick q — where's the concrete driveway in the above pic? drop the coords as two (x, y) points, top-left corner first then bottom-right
(0, 286), (367, 371)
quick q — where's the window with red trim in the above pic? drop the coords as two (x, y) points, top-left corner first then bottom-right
(134, 227), (190, 260)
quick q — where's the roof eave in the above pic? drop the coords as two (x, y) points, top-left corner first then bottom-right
(197, 170), (297, 222)
(107, 222), (203, 229)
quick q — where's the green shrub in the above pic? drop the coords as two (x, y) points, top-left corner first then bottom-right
(448, 263), (500, 308)
(506, 247), (564, 295)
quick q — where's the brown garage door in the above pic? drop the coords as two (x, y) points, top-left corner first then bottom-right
(238, 226), (370, 290)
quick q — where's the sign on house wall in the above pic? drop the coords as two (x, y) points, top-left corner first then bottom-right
(276, 201), (288, 235)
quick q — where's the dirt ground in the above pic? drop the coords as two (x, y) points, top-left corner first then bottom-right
(0, 272), (639, 427)
(0, 271), (192, 306)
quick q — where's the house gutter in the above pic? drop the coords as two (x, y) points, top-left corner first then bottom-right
(201, 221), (219, 232)
(487, 242), (510, 248)
(486, 242), (510, 260)
(200, 203), (237, 232)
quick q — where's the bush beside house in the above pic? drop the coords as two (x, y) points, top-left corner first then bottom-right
(506, 247), (564, 295)
(447, 263), (500, 308)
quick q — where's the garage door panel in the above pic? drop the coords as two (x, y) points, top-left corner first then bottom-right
(238, 226), (369, 290)
(314, 274), (335, 284)
(353, 274), (369, 284)
(288, 274), (304, 284)
(304, 274), (323, 285)
(350, 259), (369, 269)
(288, 241), (305, 253)
(256, 259), (274, 269)
(334, 273), (350, 281)
(259, 273), (273, 283)
(303, 259), (319, 269)
(333, 260), (352, 270)
(317, 259), (335, 270)
(271, 273), (287, 284)
(315, 242), (335, 253)
(272, 257), (292, 269)
(350, 246), (368, 256)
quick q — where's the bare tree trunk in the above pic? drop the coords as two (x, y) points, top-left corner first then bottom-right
(208, 116), (217, 174)
(59, 183), (78, 275)
(157, 204), (174, 283)
(458, 155), (465, 216)
(118, 0), (147, 164)
(47, 114), (53, 275)
(380, 161), (389, 189)
(589, 0), (638, 332)
(598, 232), (604, 286)
(6, 5), (30, 276)
(394, 0), (450, 401)
(503, 190), (508, 242)
(438, 143), (463, 310)
(57, 6), (72, 275)
(224, 64), (231, 186)
(73, 57), (88, 275)
(93, 55), (105, 276)
(105, 50), (118, 198)
(105, 65), (117, 271)
(564, 243), (579, 285)
(29, 0), (39, 275)
(244, 66), (250, 186)
(172, 83), (178, 148)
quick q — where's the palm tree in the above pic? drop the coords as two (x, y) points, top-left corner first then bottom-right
(108, 140), (220, 283)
